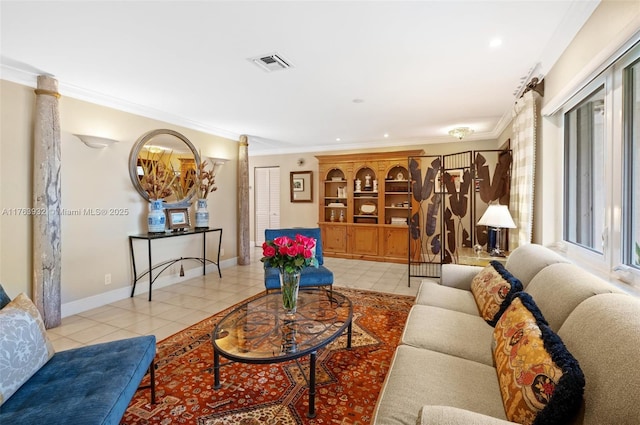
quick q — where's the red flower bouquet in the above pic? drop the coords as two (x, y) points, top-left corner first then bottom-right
(261, 234), (319, 314)
(260, 234), (319, 274)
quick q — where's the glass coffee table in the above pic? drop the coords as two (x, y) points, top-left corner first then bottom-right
(211, 289), (353, 418)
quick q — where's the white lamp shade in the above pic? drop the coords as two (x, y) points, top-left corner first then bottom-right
(477, 204), (516, 229)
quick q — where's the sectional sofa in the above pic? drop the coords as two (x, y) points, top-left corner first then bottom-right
(373, 244), (640, 425)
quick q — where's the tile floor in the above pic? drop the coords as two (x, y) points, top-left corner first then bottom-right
(46, 249), (422, 352)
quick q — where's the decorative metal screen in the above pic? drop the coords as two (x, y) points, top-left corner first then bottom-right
(407, 150), (512, 286)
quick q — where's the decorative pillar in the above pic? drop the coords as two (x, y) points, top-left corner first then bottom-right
(238, 135), (251, 265)
(33, 75), (62, 328)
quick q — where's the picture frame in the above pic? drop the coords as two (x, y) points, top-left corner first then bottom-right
(166, 208), (191, 231)
(290, 171), (313, 202)
(435, 169), (464, 193)
(292, 178), (304, 192)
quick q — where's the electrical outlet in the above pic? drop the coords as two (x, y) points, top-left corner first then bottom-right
(220, 248), (225, 257)
(104, 273), (112, 285)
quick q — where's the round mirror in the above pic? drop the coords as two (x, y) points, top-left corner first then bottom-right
(128, 129), (201, 207)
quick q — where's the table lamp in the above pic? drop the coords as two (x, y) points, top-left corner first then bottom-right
(477, 204), (516, 257)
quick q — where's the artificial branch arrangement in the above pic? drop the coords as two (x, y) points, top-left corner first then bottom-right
(195, 160), (218, 199)
(139, 152), (177, 200)
(170, 162), (196, 201)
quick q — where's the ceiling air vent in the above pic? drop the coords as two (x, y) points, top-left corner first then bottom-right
(249, 53), (293, 72)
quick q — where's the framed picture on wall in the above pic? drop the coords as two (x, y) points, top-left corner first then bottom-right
(292, 178), (304, 192)
(290, 171), (313, 202)
(435, 170), (463, 193)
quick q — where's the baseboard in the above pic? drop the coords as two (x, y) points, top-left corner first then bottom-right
(61, 256), (238, 317)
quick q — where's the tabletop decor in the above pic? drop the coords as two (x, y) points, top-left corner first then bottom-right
(261, 234), (318, 314)
(139, 154), (176, 233)
(193, 160), (218, 229)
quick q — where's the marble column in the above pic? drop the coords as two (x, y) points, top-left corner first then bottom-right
(33, 75), (62, 328)
(238, 135), (250, 265)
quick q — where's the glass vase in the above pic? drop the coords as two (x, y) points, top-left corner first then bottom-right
(147, 199), (166, 233)
(280, 270), (301, 315)
(195, 198), (209, 229)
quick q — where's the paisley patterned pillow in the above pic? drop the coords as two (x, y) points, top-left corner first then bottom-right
(470, 261), (523, 326)
(493, 293), (584, 425)
(0, 293), (55, 405)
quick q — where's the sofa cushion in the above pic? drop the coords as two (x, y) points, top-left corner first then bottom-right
(504, 244), (570, 288)
(402, 305), (495, 366)
(525, 263), (623, 331)
(0, 293), (55, 405)
(1, 335), (156, 425)
(471, 261), (523, 326)
(418, 405), (519, 425)
(264, 264), (334, 290)
(414, 280), (479, 316)
(373, 345), (507, 425)
(558, 293), (640, 425)
(493, 293), (584, 425)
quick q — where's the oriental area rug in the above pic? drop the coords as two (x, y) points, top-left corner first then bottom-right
(122, 288), (414, 425)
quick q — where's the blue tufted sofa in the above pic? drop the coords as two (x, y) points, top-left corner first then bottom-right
(263, 227), (334, 291)
(0, 285), (156, 425)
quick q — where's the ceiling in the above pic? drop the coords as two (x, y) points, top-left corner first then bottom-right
(0, 1), (599, 155)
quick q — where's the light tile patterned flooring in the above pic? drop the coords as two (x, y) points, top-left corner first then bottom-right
(47, 249), (422, 352)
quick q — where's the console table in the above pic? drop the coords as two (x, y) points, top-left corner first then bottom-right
(456, 247), (508, 267)
(129, 227), (223, 301)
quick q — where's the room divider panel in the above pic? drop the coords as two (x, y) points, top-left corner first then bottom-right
(408, 149), (512, 285)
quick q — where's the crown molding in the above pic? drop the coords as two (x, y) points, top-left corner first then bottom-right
(1, 62), (241, 142)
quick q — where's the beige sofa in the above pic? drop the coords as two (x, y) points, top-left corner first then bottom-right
(373, 244), (640, 425)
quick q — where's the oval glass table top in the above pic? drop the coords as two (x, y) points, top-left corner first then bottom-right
(212, 289), (353, 362)
(128, 129), (201, 207)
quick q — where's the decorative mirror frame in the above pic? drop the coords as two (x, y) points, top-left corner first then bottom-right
(128, 129), (201, 208)
(290, 171), (313, 203)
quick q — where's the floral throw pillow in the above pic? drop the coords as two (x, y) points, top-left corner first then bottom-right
(470, 261), (523, 326)
(493, 293), (585, 425)
(0, 293), (55, 405)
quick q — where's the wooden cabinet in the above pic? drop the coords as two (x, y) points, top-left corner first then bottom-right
(322, 223), (348, 254)
(383, 225), (410, 260)
(317, 150), (423, 263)
(350, 225), (379, 257)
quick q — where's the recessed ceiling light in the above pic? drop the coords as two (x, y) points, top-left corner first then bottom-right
(336, 137), (341, 142)
(383, 133), (389, 138)
(489, 38), (502, 48)
(352, 98), (364, 104)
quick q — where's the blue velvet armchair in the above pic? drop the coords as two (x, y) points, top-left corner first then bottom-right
(263, 227), (334, 291)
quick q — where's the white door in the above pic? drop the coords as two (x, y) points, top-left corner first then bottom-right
(255, 167), (280, 245)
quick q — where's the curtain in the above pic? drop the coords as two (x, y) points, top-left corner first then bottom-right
(509, 90), (540, 249)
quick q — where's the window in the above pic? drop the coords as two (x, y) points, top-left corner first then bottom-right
(562, 41), (640, 275)
(564, 86), (606, 253)
(624, 58), (640, 269)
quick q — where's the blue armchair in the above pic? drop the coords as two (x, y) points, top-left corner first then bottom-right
(263, 227), (334, 291)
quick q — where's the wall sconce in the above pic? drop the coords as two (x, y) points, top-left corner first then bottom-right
(74, 134), (119, 149)
(448, 127), (474, 141)
(208, 157), (228, 178)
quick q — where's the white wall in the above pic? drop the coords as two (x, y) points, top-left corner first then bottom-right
(538, 0), (640, 246)
(0, 80), (239, 314)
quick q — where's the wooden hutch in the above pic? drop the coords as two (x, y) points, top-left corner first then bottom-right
(316, 150), (424, 263)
